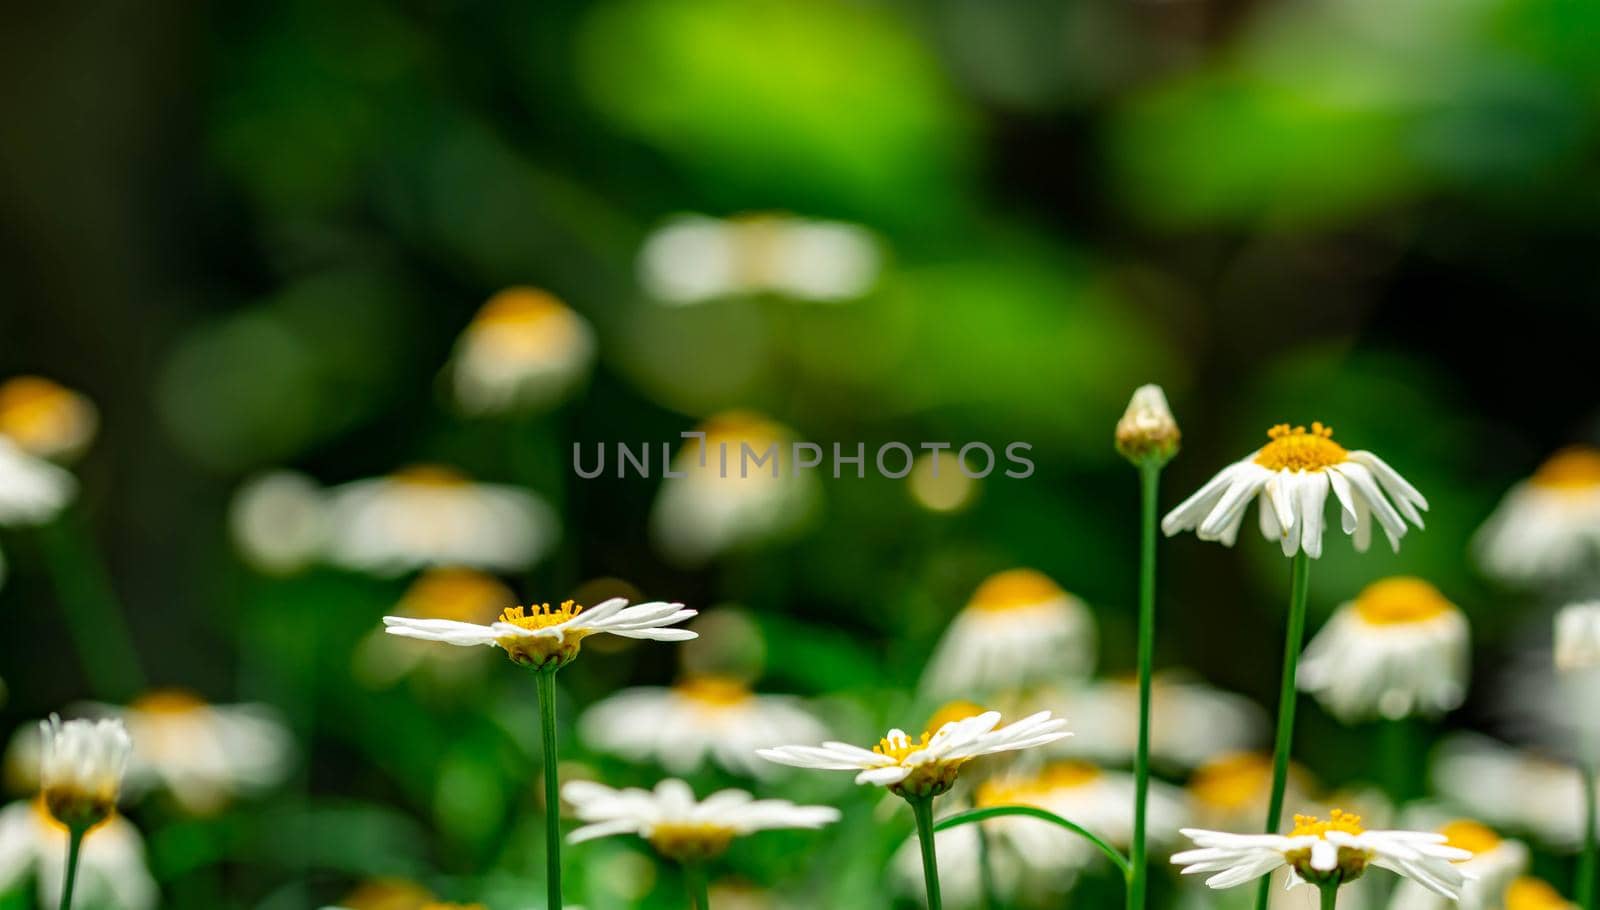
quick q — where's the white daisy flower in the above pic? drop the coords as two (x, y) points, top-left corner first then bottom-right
(1187, 752), (1316, 832)
(756, 710), (1071, 799)
(1297, 577), (1470, 723)
(1162, 423), (1427, 557)
(1474, 447), (1600, 586)
(326, 464), (557, 575)
(0, 376), (97, 462)
(921, 569), (1095, 697)
(579, 675), (827, 778)
(0, 800), (156, 910)
(448, 287), (595, 416)
(649, 411), (817, 567)
(0, 436), (75, 525)
(1555, 602), (1600, 672)
(228, 470), (330, 576)
(1386, 819), (1527, 910)
(1173, 809), (1471, 897)
(37, 715), (130, 832)
(638, 213), (879, 305)
(1039, 672), (1265, 771)
(562, 778), (839, 862)
(1433, 734), (1595, 850)
(353, 568), (518, 687)
(382, 596), (696, 670)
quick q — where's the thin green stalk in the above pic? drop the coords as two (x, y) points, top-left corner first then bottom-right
(58, 826), (85, 910)
(37, 512), (144, 700)
(1129, 461), (1161, 910)
(910, 796), (944, 910)
(1320, 883), (1339, 910)
(535, 668), (563, 910)
(1581, 761), (1596, 910)
(686, 862), (711, 910)
(934, 805), (1131, 879)
(1380, 717), (1416, 804)
(1253, 551), (1312, 910)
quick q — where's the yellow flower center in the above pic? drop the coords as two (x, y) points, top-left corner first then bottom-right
(1532, 447), (1600, 490)
(399, 569), (514, 623)
(969, 568), (1066, 613)
(926, 701), (987, 734)
(675, 675), (754, 708)
(391, 464), (471, 487)
(1352, 577), (1455, 626)
(1189, 752), (1273, 810)
(1289, 809), (1366, 838)
(874, 730), (933, 763)
(1253, 423), (1349, 472)
(499, 602), (584, 630)
(129, 688), (207, 716)
(475, 287), (566, 327)
(1506, 878), (1574, 910)
(1439, 819), (1500, 855)
(494, 602), (589, 668)
(647, 821), (739, 862)
(0, 376), (92, 456)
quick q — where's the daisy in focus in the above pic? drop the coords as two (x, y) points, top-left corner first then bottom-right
(1162, 423), (1427, 557)
(757, 709), (1070, 798)
(0, 376), (97, 462)
(326, 464), (557, 575)
(0, 800), (157, 910)
(1041, 672), (1265, 771)
(448, 286), (595, 416)
(1173, 809), (1472, 898)
(1386, 819), (1527, 910)
(637, 212), (879, 305)
(921, 569), (1096, 697)
(579, 675), (827, 778)
(382, 595), (696, 670)
(1297, 577), (1470, 723)
(1475, 447), (1600, 586)
(562, 778), (839, 862)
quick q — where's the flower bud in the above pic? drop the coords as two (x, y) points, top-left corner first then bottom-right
(1116, 384), (1180, 466)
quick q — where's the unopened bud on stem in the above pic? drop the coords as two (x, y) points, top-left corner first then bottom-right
(1116, 384), (1180, 467)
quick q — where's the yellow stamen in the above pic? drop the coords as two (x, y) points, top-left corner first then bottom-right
(1532, 446), (1600, 490)
(1189, 752), (1274, 810)
(647, 821), (739, 862)
(926, 701), (987, 734)
(873, 730), (933, 763)
(499, 602), (585, 630)
(398, 569), (514, 623)
(968, 568), (1066, 613)
(1439, 819), (1500, 855)
(1288, 809), (1365, 838)
(674, 675), (753, 708)
(1506, 878), (1575, 910)
(1352, 577), (1455, 626)
(129, 689), (207, 716)
(391, 464), (470, 487)
(495, 602), (589, 668)
(1253, 422), (1349, 472)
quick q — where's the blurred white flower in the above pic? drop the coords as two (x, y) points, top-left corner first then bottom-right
(1475, 447), (1600, 586)
(1039, 673), (1265, 771)
(1555, 602), (1600, 672)
(921, 569), (1094, 698)
(562, 778), (838, 862)
(579, 675), (826, 778)
(0, 376), (97, 462)
(354, 568), (517, 687)
(649, 411), (816, 567)
(1163, 422), (1427, 557)
(0, 436), (75, 528)
(982, 761), (1188, 863)
(758, 710), (1070, 798)
(638, 213), (879, 305)
(0, 800), (156, 910)
(37, 715), (130, 832)
(1187, 751), (1315, 832)
(1173, 809), (1470, 897)
(907, 451), (977, 513)
(383, 596), (696, 670)
(326, 465), (557, 575)
(228, 470), (329, 575)
(1297, 577), (1469, 723)
(1502, 878), (1578, 910)
(449, 287), (595, 416)
(1386, 818), (1526, 910)
(1433, 734), (1594, 849)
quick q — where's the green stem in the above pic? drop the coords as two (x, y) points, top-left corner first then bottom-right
(1581, 761), (1596, 910)
(910, 796), (944, 910)
(1320, 883), (1339, 910)
(535, 668), (563, 910)
(37, 512), (145, 700)
(1129, 461), (1161, 910)
(58, 826), (85, 910)
(687, 862), (711, 910)
(1253, 550), (1312, 910)
(934, 805), (1132, 879)
(1380, 717), (1416, 804)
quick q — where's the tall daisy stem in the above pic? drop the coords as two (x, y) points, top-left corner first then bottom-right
(686, 862), (711, 910)
(58, 826), (85, 910)
(1581, 761), (1597, 910)
(910, 796), (944, 910)
(1129, 460), (1162, 910)
(38, 511), (144, 700)
(1319, 883), (1339, 910)
(535, 667), (563, 909)
(1253, 550), (1312, 910)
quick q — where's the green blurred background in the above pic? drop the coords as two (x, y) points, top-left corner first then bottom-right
(2, 0), (1599, 906)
